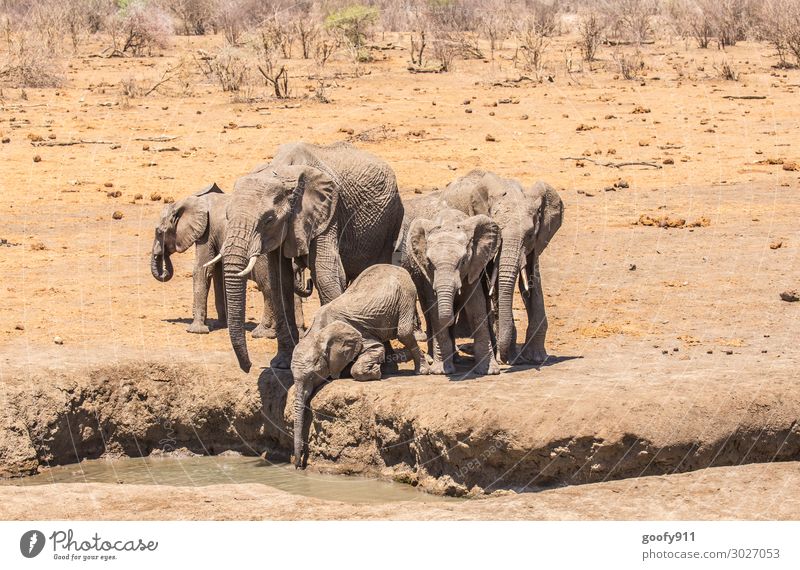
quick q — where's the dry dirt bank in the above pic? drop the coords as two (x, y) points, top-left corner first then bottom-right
(2, 352), (798, 496)
(2, 462), (798, 520)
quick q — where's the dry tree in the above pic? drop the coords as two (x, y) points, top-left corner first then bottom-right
(577, 9), (605, 62)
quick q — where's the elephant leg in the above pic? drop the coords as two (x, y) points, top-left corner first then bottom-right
(188, 251), (211, 334)
(417, 284), (438, 365)
(397, 300), (428, 375)
(519, 254), (548, 365)
(268, 248), (298, 369)
(212, 263), (227, 327)
(463, 283), (500, 375)
(309, 224), (346, 305)
(294, 295), (306, 334)
(250, 255), (276, 339)
(351, 341), (385, 381)
(430, 312), (455, 375)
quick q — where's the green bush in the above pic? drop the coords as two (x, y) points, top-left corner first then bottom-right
(324, 4), (378, 49)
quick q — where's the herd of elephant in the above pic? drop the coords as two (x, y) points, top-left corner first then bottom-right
(150, 141), (563, 467)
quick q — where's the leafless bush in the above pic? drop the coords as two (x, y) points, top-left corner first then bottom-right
(110, 0), (173, 56)
(514, 16), (550, 78)
(710, 0), (750, 47)
(295, 19), (320, 59)
(524, 0), (562, 37)
(254, 27), (290, 98)
(716, 59), (739, 79)
(600, 0), (657, 45)
(577, 9), (605, 61)
(613, 48), (645, 79)
(758, 0), (800, 67)
(479, 2), (512, 59)
(0, 29), (65, 87)
(161, 0), (214, 35)
(195, 47), (249, 92)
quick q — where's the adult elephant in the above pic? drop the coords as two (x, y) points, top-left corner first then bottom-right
(221, 142), (403, 373)
(150, 184), (308, 337)
(440, 170), (563, 365)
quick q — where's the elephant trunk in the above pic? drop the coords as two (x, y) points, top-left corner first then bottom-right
(223, 223), (257, 373)
(150, 237), (173, 282)
(293, 383), (309, 469)
(433, 274), (458, 329)
(496, 234), (523, 363)
(294, 268), (313, 298)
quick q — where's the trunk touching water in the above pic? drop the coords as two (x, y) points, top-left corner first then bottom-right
(150, 237), (173, 282)
(496, 234), (523, 363)
(223, 223), (257, 373)
(294, 385), (308, 468)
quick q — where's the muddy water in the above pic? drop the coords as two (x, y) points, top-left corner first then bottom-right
(4, 456), (454, 504)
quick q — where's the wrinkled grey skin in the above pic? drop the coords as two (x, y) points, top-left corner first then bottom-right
(403, 208), (501, 375)
(222, 142), (403, 373)
(290, 264), (428, 468)
(440, 170), (564, 364)
(150, 184), (306, 336)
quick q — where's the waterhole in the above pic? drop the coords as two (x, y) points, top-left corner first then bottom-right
(2, 456), (456, 504)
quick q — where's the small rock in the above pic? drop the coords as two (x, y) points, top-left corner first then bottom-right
(465, 108), (473, 113)
(638, 139), (650, 147)
(33, 155), (41, 162)
(14, 324), (24, 330)
(1, 137), (10, 143)
(629, 264), (636, 271)
(485, 134), (496, 142)
(106, 190), (122, 198)
(663, 157), (674, 165)
(780, 290), (799, 302)
(614, 179), (629, 189)
(163, 196), (175, 204)
(520, 114), (529, 120)
(142, 144), (150, 151)
(770, 240), (783, 249)
(782, 161), (798, 171)
(53, 336), (63, 345)
(104, 182), (114, 188)
(112, 211), (124, 220)
(150, 192), (162, 201)
(134, 193), (143, 200)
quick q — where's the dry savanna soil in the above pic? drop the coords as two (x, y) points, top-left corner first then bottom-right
(1, 31), (799, 519)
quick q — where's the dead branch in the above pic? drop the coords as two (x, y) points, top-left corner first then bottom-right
(722, 95), (766, 100)
(560, 157), (663, 169)
(134, 136), (178, 142)
(142, 63), (184, 97)
(31, 140), (116, 147)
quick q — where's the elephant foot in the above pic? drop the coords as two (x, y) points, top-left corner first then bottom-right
(518, 347), (549, 365)
(413, 328), (427, 342)
(429, 360), (455, 375)
(269, 351), (293, 369)
(472, 355), (501, 376)
(215, 319), (228, 330)
(251, 324), (277, 339)
(416, 361), (431, 375)
(186, 322), (210, 334)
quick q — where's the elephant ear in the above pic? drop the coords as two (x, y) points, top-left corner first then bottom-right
(174, 195), (210, 253)
(275, 165), (338, 259)
(406, 218), (435, 281)
(461, 214), (500, 284)
(525, 181), (564, 256)
(192, 182), (223, 197)
(318, 321), (363, 380)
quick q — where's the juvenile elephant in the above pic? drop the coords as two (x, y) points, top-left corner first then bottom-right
(150, 184), (306, 336)
(221, 142), (403, 372)
(290, 264), (428, 468)
(404, 208), (501, 375)
(441, 170), (564, 365)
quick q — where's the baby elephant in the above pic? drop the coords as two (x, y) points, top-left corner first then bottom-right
(291, 264), (428, 468)
(404, 208), (501, 375)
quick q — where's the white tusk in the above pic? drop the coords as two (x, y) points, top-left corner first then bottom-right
(488, 263), (499, 297)
(520, 268), (529, 292)
(236, 256), (258, 278)
(203, 252), (223, 268)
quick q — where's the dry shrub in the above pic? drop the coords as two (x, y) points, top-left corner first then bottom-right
(110, 0), (173, 56)
(514, 16), (550, 78)
(758, 0), (800, 68)
(0, 28), (65, 87)
(161, 0), (215, 35)
(254, 26), (290, 98)
(600, 0), (657, 45)
(196, 47), (249, 92)
(716, 59), (739, 80)
(577, 9), (605, 62)
(613, 48), (645, 79)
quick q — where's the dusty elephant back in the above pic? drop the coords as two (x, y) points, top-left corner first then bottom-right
(272, 142), (403, 278)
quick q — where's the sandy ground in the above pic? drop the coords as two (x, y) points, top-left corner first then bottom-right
(1, 32), (799, 518)
(2, 462), (799, 520)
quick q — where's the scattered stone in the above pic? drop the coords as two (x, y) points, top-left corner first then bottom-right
(14, 324), (24, 330)
(687, 216), (711, 227)
(770, 240), (783, 250)
(30, 241), (47, 251)
(638, 140), (650, 146)
(632, 105), (651, 114)
(338, 127), (354, 135)
(485, 134), (497, 142)
(27, 133), (43, 142)
(605, 114), (616, 119)
(150, 192), (162, 201)
(163, 196), (175, 204)
(134, 193), (143, 200)
(663, 157), (674, 165)
(104, 182), (114, 188)
(614, 179), (629, 189)
(780, 290), (799, 302)
(1, 137), (10, 143)
(33, 155), (41, 162)
(576, 123), (597, 131)
(520, 114), (529, 120)
(112, 211), (124, 220)
(462, 99), (471, 105)
(465, 108), (473, 113)
(638, 214), (686, 228)
(53, 336), (63, 345)
(629, 264), (637, 271)
(782, 161), (798, 171)
(106, 190), (122, 198)
(142, 144), (150, 151)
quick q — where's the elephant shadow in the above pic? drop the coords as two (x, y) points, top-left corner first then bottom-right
(505, 354), (583, 373)
(162, 317), (261, 332)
